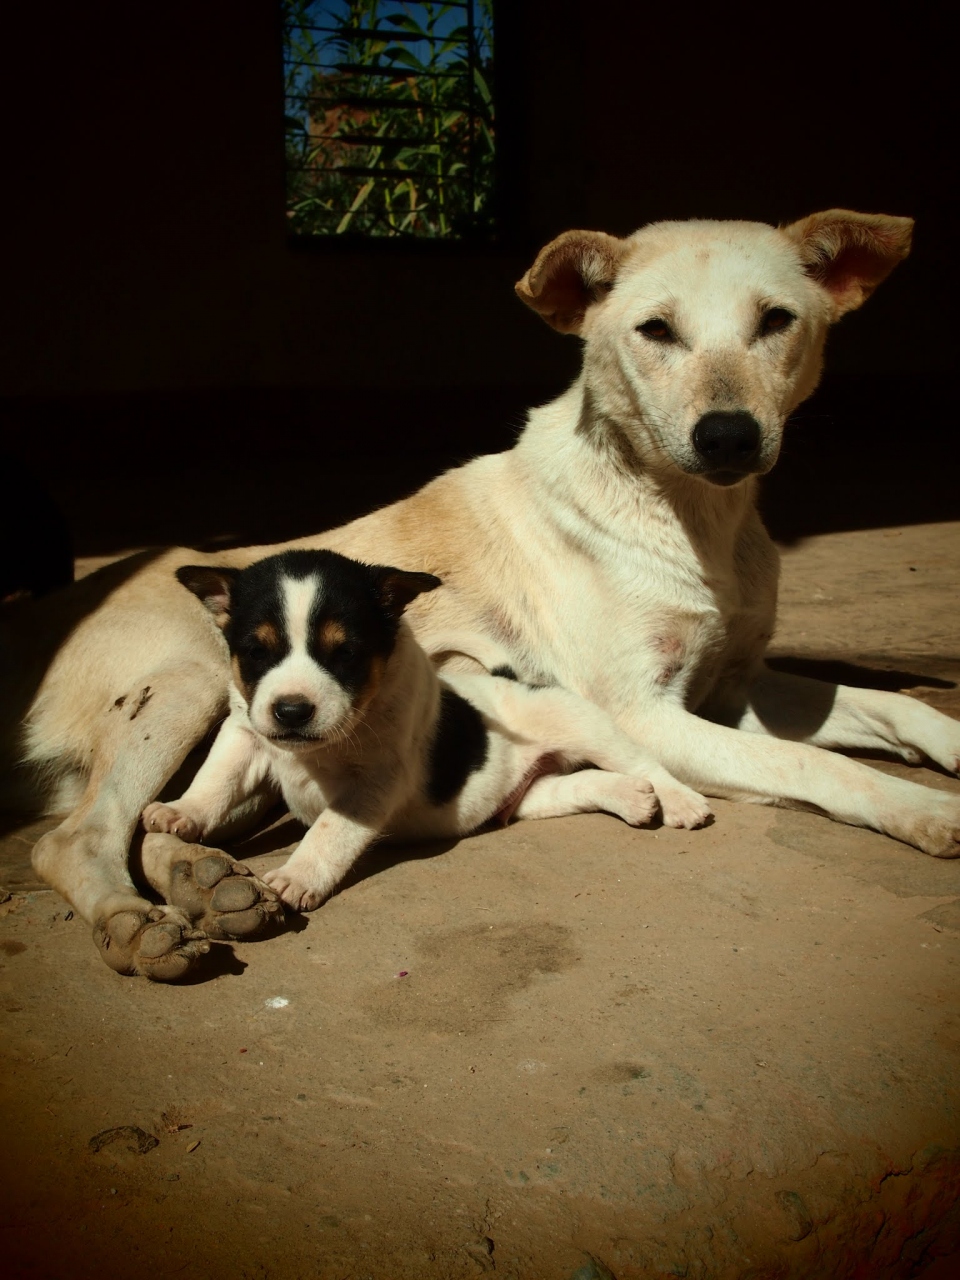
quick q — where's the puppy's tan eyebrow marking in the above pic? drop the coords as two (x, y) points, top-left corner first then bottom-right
(317, 619), (347, 652)
(231, 655), (253, 702)
(354, 654), (386, 715)
(255, 621), (281, 649)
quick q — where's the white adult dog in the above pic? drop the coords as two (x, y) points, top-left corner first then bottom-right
(5, 207), (958, 980)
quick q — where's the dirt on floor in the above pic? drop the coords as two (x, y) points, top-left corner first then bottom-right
(1, 523), (959, 1280)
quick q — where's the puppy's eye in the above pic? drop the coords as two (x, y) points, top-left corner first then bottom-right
(239, 641), (270, 662)
(759, 307), (795, 336)
(332, 642), (361, 663)
(636, 318), (674, 343)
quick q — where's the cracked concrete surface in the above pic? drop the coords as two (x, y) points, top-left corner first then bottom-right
(1, 523), (958, 1278)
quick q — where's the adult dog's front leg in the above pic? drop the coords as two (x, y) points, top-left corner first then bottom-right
(620, 703), (960, 858)
(734, 666), (960, 774)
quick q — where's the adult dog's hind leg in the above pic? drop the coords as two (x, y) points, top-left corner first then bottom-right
(31, 663), (227, 979)
(735, 666), (960, 775)
(620, 701), (960, 858)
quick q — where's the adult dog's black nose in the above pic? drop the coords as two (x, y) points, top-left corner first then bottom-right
(692, 411), (762, 471)
(272, 698), (315, 728)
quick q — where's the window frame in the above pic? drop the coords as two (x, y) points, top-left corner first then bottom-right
(281, 1), (519, 251)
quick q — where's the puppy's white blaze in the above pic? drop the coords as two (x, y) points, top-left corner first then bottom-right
(245, 572), (352, 742)
(281, 573), (322, 655)
(250, 655), (352, 741)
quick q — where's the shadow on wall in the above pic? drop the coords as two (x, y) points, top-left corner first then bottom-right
(0, 373), (956, 569)
(759, 373), (957, 545)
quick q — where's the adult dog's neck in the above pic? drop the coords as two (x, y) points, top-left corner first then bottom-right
(514, 377), (758, 561)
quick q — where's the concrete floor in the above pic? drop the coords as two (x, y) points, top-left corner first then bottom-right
(1, 522), (959, 1279)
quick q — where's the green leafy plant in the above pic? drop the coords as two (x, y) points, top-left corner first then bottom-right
(283, 1), (495, 238)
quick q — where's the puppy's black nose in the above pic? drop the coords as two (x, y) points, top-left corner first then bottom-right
(692, 411), (762, 470)
(272, 698), (315, 728)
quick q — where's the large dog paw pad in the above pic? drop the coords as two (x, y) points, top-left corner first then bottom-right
(168, 851), (286, 939)
(94, 908), (209, 981)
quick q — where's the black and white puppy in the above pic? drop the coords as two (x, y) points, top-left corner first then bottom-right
(143, 550), (711, 911)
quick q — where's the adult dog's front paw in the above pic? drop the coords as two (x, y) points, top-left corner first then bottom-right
(261, 863), (333, 912)
(142, 801), (202, 843)
(905, 791), (960, 858)
(896, 702), (960, 777)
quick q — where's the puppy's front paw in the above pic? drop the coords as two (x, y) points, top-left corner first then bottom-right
(650, 772), (713, 829)
(142, 802), (202, 843)
(262, 865), (331, 913)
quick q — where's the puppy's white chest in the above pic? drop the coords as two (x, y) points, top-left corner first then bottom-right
(268, 753), (339, 826)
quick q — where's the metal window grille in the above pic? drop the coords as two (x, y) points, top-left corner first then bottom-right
(283, 2), (495, 239)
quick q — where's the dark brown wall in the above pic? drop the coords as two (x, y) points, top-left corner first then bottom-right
(1, 1), (952, 400)
(573, 9), (954, 380)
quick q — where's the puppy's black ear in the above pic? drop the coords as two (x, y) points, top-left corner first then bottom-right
(175, 565), (239, 628)
(373, 567), (442, 619)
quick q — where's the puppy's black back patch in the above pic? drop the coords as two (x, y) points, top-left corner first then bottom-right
(427, 688), (489, 806)
(490, 664), (519, 680)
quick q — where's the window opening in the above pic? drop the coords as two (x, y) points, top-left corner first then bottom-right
(283, 2), (495, 239)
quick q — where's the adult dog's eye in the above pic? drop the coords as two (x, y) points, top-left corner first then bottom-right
(636, 318), (674, 342)
(759, 307), (795, 336)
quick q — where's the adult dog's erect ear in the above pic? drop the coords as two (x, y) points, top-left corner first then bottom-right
(515, 230), (629, 334)
(783, 209), (914, 317)
(373, 567), (442, 619)
(175, 565), (239, 628)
